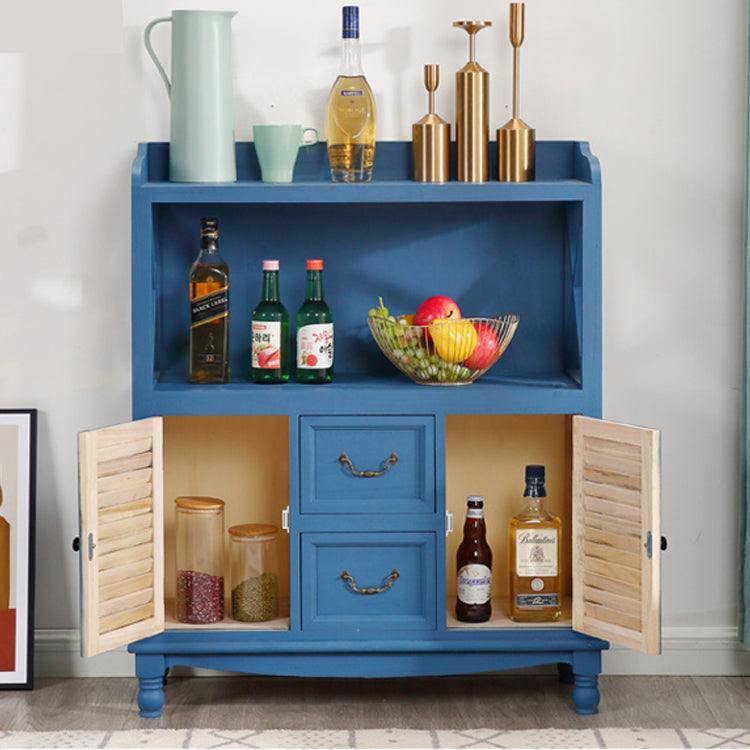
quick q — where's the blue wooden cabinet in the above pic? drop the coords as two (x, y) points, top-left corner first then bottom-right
(77, 141), (661, 718)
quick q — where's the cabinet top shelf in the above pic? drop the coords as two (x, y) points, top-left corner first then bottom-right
(133, 141), (600, 203)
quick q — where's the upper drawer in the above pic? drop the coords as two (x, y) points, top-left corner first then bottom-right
(299, 416), (435, 514)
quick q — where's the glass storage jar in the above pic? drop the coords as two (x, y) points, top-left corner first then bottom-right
(174, 496), (225, 624)
(228, 523), (279, 622)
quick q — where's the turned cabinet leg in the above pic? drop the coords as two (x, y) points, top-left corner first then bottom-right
(572, 672), (600, 715)
(557, 662), (574, 684)
(137, 675), (165, 717)
(570, 649), (602, 715)
(135, 654), (166, 718)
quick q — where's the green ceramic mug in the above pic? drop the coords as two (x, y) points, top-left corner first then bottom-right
(253, 125), (319, 183)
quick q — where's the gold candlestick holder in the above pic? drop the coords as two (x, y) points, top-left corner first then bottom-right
(498, 3), (535, 182)
(454, 20), (491, 182)
(413, 64), (451, 182)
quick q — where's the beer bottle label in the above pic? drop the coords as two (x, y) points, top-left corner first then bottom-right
(456, 564), (491, 605)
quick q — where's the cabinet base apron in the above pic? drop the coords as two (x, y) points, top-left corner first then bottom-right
(129, 630), (607, 717)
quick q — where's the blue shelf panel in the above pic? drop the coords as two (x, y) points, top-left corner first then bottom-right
(132, 373), (593, 419)
(135, 141), (600, 205)
(129, 627), (608, 653)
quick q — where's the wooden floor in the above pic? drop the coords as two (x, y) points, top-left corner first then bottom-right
(0, 675), (749, 731)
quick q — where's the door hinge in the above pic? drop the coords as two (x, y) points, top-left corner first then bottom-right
(445, 511), (453, 536)
(282, 506), (290, 533)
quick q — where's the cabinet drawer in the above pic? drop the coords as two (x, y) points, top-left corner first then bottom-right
(301, 532), (436, 632)
(299, 416), (435, 514)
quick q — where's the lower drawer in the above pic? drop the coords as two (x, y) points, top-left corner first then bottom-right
(301, 532), (437, 632)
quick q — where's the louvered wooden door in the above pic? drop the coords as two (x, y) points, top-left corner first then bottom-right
(78, 417), (165, 657)
(572, 416), (661, 655)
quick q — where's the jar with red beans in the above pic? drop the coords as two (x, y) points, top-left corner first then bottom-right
(174, 496), (225, 624)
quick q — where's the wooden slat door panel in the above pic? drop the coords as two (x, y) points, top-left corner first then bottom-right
(78, 417), (165, 657)
(572, 416), (661, 655)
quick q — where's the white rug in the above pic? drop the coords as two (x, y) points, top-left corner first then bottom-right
(0, 729), (749, 749)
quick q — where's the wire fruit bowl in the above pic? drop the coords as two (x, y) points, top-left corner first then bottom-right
(368, 314), (519, 385)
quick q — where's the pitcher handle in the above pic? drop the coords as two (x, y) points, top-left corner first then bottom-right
(144, 17), (173, 98)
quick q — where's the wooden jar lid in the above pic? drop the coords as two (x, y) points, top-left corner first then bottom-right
(228, 523), (278, 540)
(174, 496), (225, 512)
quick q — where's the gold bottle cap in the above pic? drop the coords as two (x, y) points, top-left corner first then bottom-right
(174, 495), (225, 512)
(412, 64), (450, 183)
(228, 523), (278, 540)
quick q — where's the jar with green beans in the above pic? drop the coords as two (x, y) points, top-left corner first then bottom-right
(228, 523), (279, 622)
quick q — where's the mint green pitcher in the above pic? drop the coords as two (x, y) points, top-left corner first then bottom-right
(145, 10), (238, 183)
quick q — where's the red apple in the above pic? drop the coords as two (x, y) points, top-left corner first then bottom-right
(414, 295), (461, 327)
(462, 322), (500, 370)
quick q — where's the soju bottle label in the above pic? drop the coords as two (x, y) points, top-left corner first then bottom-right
(456, 564), (491, 605)
(297, 323), (333, 369)
(252, 321), (282, 369)
(515, 530), (558, 577)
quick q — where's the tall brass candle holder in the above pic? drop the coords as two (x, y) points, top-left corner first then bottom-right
(498, 3), (535, 182)
(413, 64), (451, 182)
(454, 20), (491, 182)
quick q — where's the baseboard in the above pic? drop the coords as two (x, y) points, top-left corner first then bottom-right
(34, 627), (750, 679)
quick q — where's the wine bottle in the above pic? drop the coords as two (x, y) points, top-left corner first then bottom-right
(326, 5), (377, 182)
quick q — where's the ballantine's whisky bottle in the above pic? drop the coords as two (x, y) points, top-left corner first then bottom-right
(189, 218), (229, 384)
(326, 5), (377, 182)
(508, 465), (562, 622)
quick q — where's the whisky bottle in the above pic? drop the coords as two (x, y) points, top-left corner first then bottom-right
(456, 495), (492, 622)
(508, 465), (562, 622)
(251, 260), (289, 384)
(296, 259), (333, 384)
(189, 218), (229, 384)
(326, 5), (377, 182)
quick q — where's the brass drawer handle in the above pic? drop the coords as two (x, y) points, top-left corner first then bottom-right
(341, 568), (400, 595)
(338, 451), (398, 478)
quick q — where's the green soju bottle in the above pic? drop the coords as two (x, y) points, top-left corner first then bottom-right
(296, 259), (333, 383)
(251, 259), (289, 383)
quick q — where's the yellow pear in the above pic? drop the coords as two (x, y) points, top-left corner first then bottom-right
(430, 318), (477, 363)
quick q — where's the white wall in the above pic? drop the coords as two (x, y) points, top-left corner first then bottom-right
(0, 0), (748, 674)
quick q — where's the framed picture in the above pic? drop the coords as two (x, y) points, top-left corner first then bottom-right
(0, 409), (36, 690)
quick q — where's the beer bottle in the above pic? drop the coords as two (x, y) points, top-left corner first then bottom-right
(456, 495), (492, 622)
